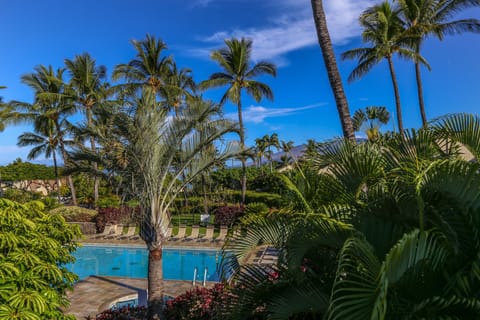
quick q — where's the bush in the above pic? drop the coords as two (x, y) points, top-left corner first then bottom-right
(222, 190), (283, 208)
(164, 284), (232, 320)
(96, 194), (121, 208)
(96, 206), (141, 232)
(49, 205), (97, 222)
(1, 188), (42, 203)
(0, 199), (80, 319)
(96, 305), (147, 319)
(214, 205), (244, 226)
(245, 202), (269, 215)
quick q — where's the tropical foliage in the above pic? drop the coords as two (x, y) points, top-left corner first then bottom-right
(0, 199), (80, 320)
(220, 113), (480, 319)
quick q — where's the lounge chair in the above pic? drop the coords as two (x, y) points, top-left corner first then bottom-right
(89, 224), (115, 239)
(163, 226), (172, 239)
(214, 225), (228, 243)
(200, 225), (214, 242)
(171, 224), (186, 241)
(184, 225), (200, 241)
(104, 224), (124, 239)
(118, 226), (136, 240)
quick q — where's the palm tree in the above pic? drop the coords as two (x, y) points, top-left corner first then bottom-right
(352, 105), (390, 141)
(112, 34), (172, 98)
(126, 90), (239, 317)
(199, 37), (276, 205)
(395, 0), (480, 126)
(163, 61), (196, 116)
(9, 65), (78, 204)
(65, 53), (108, 205)
(311, 0), (355, 141)
(254, 135), (269, 168)
(17, 123), (62, 201)
(342, 1), (429, 133)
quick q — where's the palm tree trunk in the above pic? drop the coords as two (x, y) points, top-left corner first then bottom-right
(87, 110), (99, 206)
(311, 0), (355, 141)
(237, 100), (247, 206)
(415, 60), (427, 127)
(387, 56), (404, 133)
(58, 139), (77, 205)
(202, 174), (209, 215)
(52, 151), (61, 203)
(147, 245), (164, 318)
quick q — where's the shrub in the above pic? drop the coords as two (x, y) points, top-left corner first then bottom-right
(0, 199), (80, 319)
(164, 283), (232, 320)
(96, 194), (121, 208)
(96, 305), (147, 320)
(214, 205), (244, 226)
(49, 205), (97, 222)
(222, 190), (283, 208)
(245, 202), (269, 215)
(1, 188), (42, 203)
(96, 206), (141, 232)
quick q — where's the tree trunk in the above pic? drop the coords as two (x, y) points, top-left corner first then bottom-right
(58, 138), (77, 205)
(415, 59), (427, 127)
(86, 109), (99, 207)
(387, 56), (404, 133)
(148, 246), (164, 319)
(52, 151), (61, 203)
(311, 0), (355, 141)
(202, 174), (209, 215)
(237, 100), (247, 206)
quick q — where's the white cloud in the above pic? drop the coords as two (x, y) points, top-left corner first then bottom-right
(194, 0), (378, 64)
(226, 103), (324, 124)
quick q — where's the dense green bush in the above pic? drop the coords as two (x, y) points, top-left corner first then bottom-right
(96, 194), (121, 208)
(0, 199), (80, 319)
(226, 190), (283, 208)
(0, 158), (57, 181)
(49, 205), (97, 222)
(245, 202), (269, 215)
(0, 188), (43, 203)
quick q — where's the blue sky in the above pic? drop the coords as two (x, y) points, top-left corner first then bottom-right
(0, 0), (479, 165)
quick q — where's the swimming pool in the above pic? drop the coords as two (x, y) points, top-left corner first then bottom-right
(66, 245), (226, 282)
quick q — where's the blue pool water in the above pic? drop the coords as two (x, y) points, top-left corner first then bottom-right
(66, 245), (225, 282)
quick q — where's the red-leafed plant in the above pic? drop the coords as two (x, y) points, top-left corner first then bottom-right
(164, 283), (233, 320)
(213, 205), (244, 227)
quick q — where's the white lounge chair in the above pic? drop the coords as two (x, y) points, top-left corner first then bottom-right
(199, 225), (214, 242)
(214, 225), (228, 243)
(171, 225), (186, 241)
(104, 224), (124, 239)
(89, 224), (115, 239)
(118, 226), (136, 240)
(184, 225), (200, 241)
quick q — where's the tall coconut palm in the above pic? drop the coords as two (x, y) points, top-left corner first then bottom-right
(254, 135), (269, 168)
(352, 105), (391, 141)
(112, 34), (172, 98)
(65, 53), (108, 205)
(17, 122), (62, 201)
(396, 0), (480, 126)
(342, 1), (429, 133)
(311, 0), (355, 141)
(9, 65), (78, 204)
(163, 61), (196, 116)
(199, 38), (277, 205)
(127, 90), (240, 317)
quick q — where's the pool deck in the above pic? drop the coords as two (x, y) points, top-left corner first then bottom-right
(66, 238), (222, 318)
(65, 276), (216, 319)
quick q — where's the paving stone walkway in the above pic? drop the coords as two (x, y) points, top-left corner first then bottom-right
(65, 276), (215, 319)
